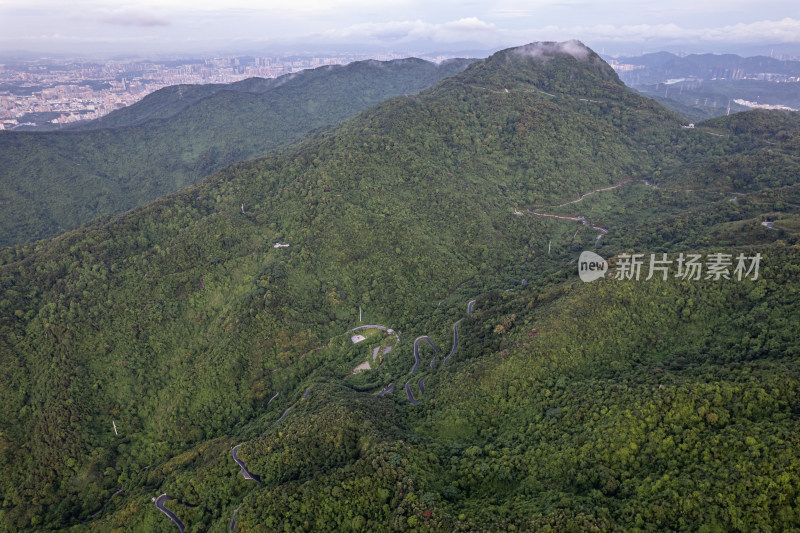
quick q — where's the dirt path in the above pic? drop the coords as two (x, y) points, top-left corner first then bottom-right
(523, 178), (658, 247)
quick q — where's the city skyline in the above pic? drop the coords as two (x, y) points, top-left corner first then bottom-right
(1, 0), (799, 57)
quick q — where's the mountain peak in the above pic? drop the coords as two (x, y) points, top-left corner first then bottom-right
(511, 40), (593, 61)
(453, 40), (624, 95)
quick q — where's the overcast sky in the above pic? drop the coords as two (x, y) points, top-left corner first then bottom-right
(1, 0), (798, 57)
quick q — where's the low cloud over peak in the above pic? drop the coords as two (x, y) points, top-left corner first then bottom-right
(513, 40), (591, 60)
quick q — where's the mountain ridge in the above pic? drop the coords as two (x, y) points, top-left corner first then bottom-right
(67, 57), (468, 132)
(0, 57), (474, 247)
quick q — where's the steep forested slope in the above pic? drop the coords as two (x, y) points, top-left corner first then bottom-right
(0, 41), (799, 531)
(0, 57), (473, 246)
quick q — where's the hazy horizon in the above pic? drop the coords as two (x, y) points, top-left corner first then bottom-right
(1, 0), (798, 59)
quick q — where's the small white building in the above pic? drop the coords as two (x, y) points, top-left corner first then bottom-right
(351, 334), (366, 344)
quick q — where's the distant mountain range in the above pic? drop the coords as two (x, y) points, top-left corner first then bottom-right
(611, 51), (800, 84)
(607, 51), (800, 121)
(0, 57), (473, 247)
(1, 41), (799, 532)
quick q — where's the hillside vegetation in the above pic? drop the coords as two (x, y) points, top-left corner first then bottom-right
(0, 57), (473, 246)
(0, 41), (799, 531)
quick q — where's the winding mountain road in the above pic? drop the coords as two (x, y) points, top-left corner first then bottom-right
(443, 319), (463, 365)
(348, 324), (400, 347)
(524, 178), (658, 247)
(404, 381), (417, 404)
(155, 494), (185, 533)
(86, 487), (123, 521)
(404, 299), (475, 403)
(219, 294), (479, 530)
(412, 336), (438, 373)
(377, 383), (395, 396)
(350, 324), (387, 332)
(232, 445), (261, 483)
(404, 378), (425, 405)
(552, 179), (638, 208)
(276, 406), (292, 423)
(229, 506), (240, 532)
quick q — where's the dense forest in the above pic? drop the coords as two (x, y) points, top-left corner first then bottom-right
(0, 41), (798, 531)
(0, 57), (473, 247)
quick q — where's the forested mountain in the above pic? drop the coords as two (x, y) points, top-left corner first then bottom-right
(67, 59), (473, 132)
(0, 57), (473, 247)
(0, 41), (799, 531)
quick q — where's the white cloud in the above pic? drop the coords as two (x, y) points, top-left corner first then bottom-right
(703, 18), (800, 43)
(513, 40), (592, 60)
(1, 2), (798, 54)
(562, 18), (800, 44)
(110, 0), (411, 13)
(99, 8), (170, 27)
(317, 16), (800, 47)
(321, 17), (501, 44)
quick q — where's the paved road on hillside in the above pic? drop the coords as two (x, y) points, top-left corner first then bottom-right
(404, 299), (477, 402)
(229, 506), (240, 532)
(443, 319), (463, 365)
(276, 406), (292, 423)
(405, 381), (418, 404)
(232, 445), (261, 483)
(86, 487), (123, 521)
(523, 178), (660, 247)
(412, 336), (438, 373)
(552, 179), (637, 208)
(349, 325), (387, 332)
(155, 494), (185, 533)
(405, 378), (425, 405)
